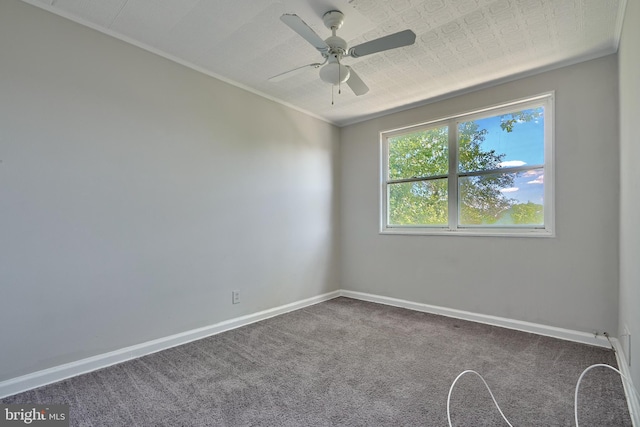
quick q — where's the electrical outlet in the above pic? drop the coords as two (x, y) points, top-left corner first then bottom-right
(232, 290), (240, 305)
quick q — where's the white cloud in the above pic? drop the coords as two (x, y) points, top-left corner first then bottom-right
(499, 160), (526, 168)
(500, 187), (519, 193)
(527, 174), (544, 184)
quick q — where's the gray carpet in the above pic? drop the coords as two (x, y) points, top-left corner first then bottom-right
(2, 297), (632, 426)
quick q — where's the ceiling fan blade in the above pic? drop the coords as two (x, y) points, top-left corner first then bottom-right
(345, 66), (369, 96)
(280, 14), (329, 53)
(268, 62), (323, 82)
(348, 29), (416, 58)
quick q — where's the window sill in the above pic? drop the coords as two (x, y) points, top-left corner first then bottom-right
(380, 227), (555, 238)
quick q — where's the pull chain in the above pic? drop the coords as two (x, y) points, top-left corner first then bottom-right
(337, 55), (342, 95)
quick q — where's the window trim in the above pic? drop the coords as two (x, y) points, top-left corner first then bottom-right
(380, 92), (555, 237)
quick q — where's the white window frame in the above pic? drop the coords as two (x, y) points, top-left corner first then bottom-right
(380, 92), (555, 237)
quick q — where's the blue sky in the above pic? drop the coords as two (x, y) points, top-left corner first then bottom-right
(462, 109), (545, 204)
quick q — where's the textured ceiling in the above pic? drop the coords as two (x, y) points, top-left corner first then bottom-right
(23, 0), (626, 126)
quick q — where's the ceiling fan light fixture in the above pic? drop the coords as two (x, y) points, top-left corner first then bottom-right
(319, 62), (350, 85)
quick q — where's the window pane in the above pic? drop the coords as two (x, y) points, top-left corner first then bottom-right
(458, 168), (544, 226)
(388, 179), (448, 226)
(458, 107), (544, 173)
(388, 126), (448, 180)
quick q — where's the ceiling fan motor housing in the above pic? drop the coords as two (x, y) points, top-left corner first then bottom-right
(324, 35), (347, 52)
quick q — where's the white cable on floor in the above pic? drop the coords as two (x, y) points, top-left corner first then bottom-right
(447, 364), (640, 427)
(574, 363), (639, 427)
(446, 369), (514, 427)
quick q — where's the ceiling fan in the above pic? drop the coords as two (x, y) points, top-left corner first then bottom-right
(269, 10), (416, 97)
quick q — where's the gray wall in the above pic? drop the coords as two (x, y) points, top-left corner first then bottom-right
(618, 0), (640, 388)
(0, 0), (340, 381)
(340, 55), (620, 334)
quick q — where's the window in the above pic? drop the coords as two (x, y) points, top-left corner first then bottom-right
(381, 93), (554, 236)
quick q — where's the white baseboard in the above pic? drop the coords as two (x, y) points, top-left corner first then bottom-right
(0, 290), (341, 399)
(339, 290), (611, 348)
(341, 290), (640, 425)
(612, 338), (640, 426)
(342, 290), (640, 424)
(2, 287), (632, 418)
